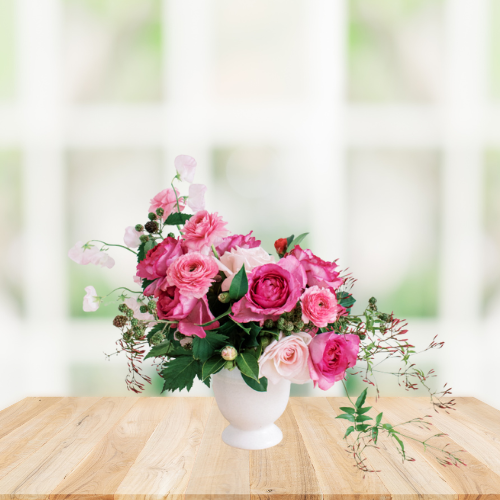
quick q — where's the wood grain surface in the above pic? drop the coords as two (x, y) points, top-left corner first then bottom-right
(0, 397), (498, 499)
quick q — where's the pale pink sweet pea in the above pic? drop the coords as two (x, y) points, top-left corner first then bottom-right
(187, 183), (207, 212)
(300, 286), (342, 328)
(308, 333), (360, 390)
(97, 252), (115, 269)
(216, 231), (261, 256)
(69, 242), (115, 268)
(258, 332), (312, 384)
(124, 297), (155, 321)
(181, 210), (229, 253)
(217, 246), (275, 291)
(124, 226), (143, 249)
(166, 252), (219, 299)
(149, 188), (185, 221)
(83, 286), (100, 312)
(174, 154), (197, 183)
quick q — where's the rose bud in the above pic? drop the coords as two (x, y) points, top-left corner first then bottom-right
(221, 346), (238, 361)
(274, 238), (288, 257)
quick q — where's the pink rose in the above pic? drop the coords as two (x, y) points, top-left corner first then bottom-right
(258, 332), (312, 384)
(166, 252), (219, 298)
(216, 231), (261, 256)
(217, 246), (275, 291)
(181, 210), (229, 253)
(187, 183), (207, 212)
(174, 154), (197, 183)
(136, 237), (185, 282)
(231, 256), (305, 324)
(156, 287), (218, 338)
(308, 333), (360, 390)
(289, 246), (343, 290)
(300, 286), (342, 328)
(149, 188), (185, 221)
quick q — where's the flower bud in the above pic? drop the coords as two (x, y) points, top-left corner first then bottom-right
(369, 297), (377, 305)
(156, 207), (164, 217)
(285, 321), (294, 332)
(277, 317), (286, 330)
(260, 336), (271, 350)
(221, 346), (238, 361)
(139, 234), (149, 243)
(168, 232), (175, 238)
(125, 308), (134, 318)
(150, 332), (165, 345)
(139, 305), (148, 314)
(218, 292), (230, 303)
(147, 300), (156, 314)
(135, 224), (144, 232)
(295, 320), (305, 330)
(148, 212), (157, 221)
(131, 318), (138, 327)
(174, 331), (186, 341)
(224, 360), (236, 371)
(264, 319), (274, 329)
(123, 331), (132, 342)
(118, 303), (128, 313)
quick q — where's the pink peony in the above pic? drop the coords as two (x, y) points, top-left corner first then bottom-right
(216, 231), (261, 256)
(308, 333), (360, 390)
(83, 286), (100, 312)
(300, 286), (342, 328)
(174, 155), (197, 183)
(231, 256), (305, 324)
(181, 210), (229, 253)
(136, 237), (185, 282)
(217, 246), (275, 291)
(166, 252), (219, 299)
(187, 184), (207, 212)
(258, 332), (312, 384)
(289, 246), (343, 290)
(156, 287), (218, 338)
(149, 188), (185, 221)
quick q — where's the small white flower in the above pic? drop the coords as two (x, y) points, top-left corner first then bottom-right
(174, 155), (197, 183)
(187, 183), (207, 212)
(83, 286), (101, 312)
(124, 226), (142, 249)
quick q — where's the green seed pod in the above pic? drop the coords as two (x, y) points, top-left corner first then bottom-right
(139, 234), (149, 243)
(148, 212), (157, 221)
(277, 317), (286, 330)
(295, 320), (305, 331)
(263, 319), (274, 329)
(130, 318), (138, 327)
(139, 305), (148, 314)
(118, 303), (128, 313)
(125, 308), (134, 318)
(260, 336), (271, 350)
(147, 301), (156, 314)
(156, 207), (164, 217)
(285, 321), (294, 332)
(167, 232), (175, 238)
(150, 332), (165, 346)
(224, 360), (236, 371)
(369, 297), (377, 305)
(135, 224), (144, 232)
(123, 331), (132, 342)
(113, 315), (128, 328)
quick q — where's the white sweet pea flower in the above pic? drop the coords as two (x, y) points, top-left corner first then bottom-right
(68, 241), (115, 268)
(83, 286), (101, 312)
(96, 252), (115, 269)
(187, 183), (207, 212)
(174, 154), (197, 183)
(124, 226), (142, 248)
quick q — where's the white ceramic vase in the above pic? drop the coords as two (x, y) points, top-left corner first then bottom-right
(212, 368), (291, 450)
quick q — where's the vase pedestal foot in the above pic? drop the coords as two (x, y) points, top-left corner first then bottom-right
(221, 424), (283, 450)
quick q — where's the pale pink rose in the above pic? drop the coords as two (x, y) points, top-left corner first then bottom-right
(300, 286), (342, 328)
(258, 332), (312, 384)
(166, 252), (219, 298)
(124, 226), (143, 248)
(124, 298), (155, 321)
(149, 188), (185, 221)
(216, 231), (261, 256)
(174, 154), (197, 183)
(69, 242), (115, 268)
(217, 246), (275, 291)
(83, 286), (100, 312)
(187, 183), (207, 212)
(308, 333), (360, 390)
(181, 210), (229, 253)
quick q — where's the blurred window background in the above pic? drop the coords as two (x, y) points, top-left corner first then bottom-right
(0, 0), (498, 409)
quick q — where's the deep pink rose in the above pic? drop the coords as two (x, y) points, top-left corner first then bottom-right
(166, 252), (219, 299)
(289, 246), (343, 290)
(300, 286), (342, 328)
(216, 231), (261, 256)
(149, 188), (185, 221)
(231, 256), (305, 324)
(136, 237), (185, 282)
(156, 287), (218, 338)
(181, 210), (229, 253)
(308, 333), (360, 390)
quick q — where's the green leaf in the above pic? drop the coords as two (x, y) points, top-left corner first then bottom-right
(355, 424), (370, 432)
(229, 265), (248, 301)
(161, 357), (200, 392)
(145, 340), (173, 360)
(355, 415), (373, 423)
(142, 278), (155, 292)
(393, 434), (405, 456)
(244, 323), (261, 348)
(285, 234), (295, 250)
(192, 331), (229, 363)
(230, 317), (251, 334)
(164, 213), (193, 226)
(382, 423), (393, 431)
(355, 388), (368, 409)
(337, 291), (356, 310)
(375, 412), (383, 426)
(356, 406), (372, 414)
(339, 406), (356, 414)
(241, 373), (268, 392)
(202, 355), (225, 381)
(344, 426), (355, 439)
(288, 232), (309, 250)
(235, 351), (260, 380)
(335, 413), (355, 422)
(372, 427), (379, 444)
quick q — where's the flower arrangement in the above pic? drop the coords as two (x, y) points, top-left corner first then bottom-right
(69, 155), (465, 472)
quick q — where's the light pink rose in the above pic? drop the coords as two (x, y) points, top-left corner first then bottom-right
(174, 154), (197, 183)
(216, 231), (261, 256)
(187, 183), (207, 212)
(166, 252), (219, 298)
(300, 286), (342, 328)
(181, 210), (229, 253)
(124, 226), (143, 248)
(83, 286), (100, 312)
(308, 333), (360, 390)
(258, 332), (312, 384)
(124, 297), (155, 321)
(217, 246), (275, 291)
(149, 188), (185, 221)
(289, 246), (343, 290)
(69, 242), (115, 268)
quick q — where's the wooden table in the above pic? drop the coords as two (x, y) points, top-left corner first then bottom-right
(0, 397), (499, 499)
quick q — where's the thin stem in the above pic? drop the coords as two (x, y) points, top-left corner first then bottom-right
(196, 309), (231, 327)
(104, 287), (143, 298)
(212, 244), (220, 260)
(170, 177), (182, 232)
(341, 380), (356, 407)
(90, 240), (137, 255)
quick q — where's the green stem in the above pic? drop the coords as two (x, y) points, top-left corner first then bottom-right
(211, 244), (220, 260)
(104, 287), (143, 298)
(196, 309), (231, 327)
(341, 380), (356, 407)
(90, 240), (137, 255)
(170, 177), (182, 232)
